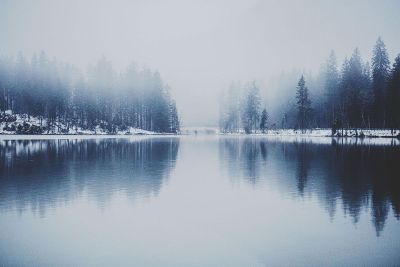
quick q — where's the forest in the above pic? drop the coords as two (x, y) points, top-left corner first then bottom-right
(220, 37), (400, 135)
(0, 53), (180, 134)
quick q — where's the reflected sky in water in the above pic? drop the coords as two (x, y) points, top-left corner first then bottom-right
(0, 136), (399, 266)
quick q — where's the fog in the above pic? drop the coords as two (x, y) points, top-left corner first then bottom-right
(1, 0), (399, 126)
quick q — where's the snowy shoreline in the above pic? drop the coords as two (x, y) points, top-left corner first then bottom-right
(1, 131), (399, 146)
(0, 111), (174, 136)
(0, 134), (179, 142)
(1, 129), (399, 139)
(219, 128), (400, 139)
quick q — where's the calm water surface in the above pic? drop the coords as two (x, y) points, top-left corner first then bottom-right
(0, 136), (399, 266)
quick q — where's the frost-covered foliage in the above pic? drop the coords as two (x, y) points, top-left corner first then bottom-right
(0, 53), (180, 134)
(0, 112), (159, 135)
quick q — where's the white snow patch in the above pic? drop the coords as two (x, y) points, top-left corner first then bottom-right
(220, 128), (400, 138)
(0, 113), (161, 135)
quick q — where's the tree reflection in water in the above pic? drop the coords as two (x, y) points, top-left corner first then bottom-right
(0, 137), (179, 216)
(219, 137), (400, 236)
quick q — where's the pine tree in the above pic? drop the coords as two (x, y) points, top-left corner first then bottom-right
(340, 48), (366, 129)
(242, 82), (261, 134)
(387, 55), (400, 132)
(0, 52), (180, 134)
(227, 83), (241, 133)
(324, 51), (339, 127)
(281, 113), (288, 129)
(296, 75), (312, 132)
(169, 100), (180, 133)
(260, 108), (268, 133)
(337, 57), (350, 130)
(362, 61), (372, 128)
(219, 82), (241, 133)
(372, 37), (390, 128)
(219, 89), (229, 133)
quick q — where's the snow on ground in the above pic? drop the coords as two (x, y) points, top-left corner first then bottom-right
(181, 127), (218, 135)
(220, 128), (400, 138)
(236, 135), (400, 146)
(0, 111), (160, 136)
(217, 128), (400, 146)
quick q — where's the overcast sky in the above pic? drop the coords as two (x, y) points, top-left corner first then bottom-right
(1, 0), (399, 126)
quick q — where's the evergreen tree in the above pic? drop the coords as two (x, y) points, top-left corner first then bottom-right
(242, 82), (261, 134)
(0, 52), (180, 134)
(362, 61), (373, 128)
(296, 75), (312, 131)
(260, 108), (268, 133)
(324, 51), (339, 127)
(0, 56), (14, 112)
(281, 113), (288, 129)
(219, 82), (241, 133)
(372, 37), (390, 128)
(218, 37), (397, 133)
(219, 89), (229, 132)
(340, 48), (366, 129)
(387, 55), (400, 132)
(14, 53), (30, 116)
(337, 58), (350, 130)
(169, 99), (180, 133)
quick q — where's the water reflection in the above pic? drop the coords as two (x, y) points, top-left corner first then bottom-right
(220, 137), (400, 236)
(220, 138), (267, 185)
(0, 137), (179, 215)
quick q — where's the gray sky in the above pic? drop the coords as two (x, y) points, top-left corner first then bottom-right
(1, 0), (399, 126)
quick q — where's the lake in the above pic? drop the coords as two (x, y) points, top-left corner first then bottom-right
(0, 136), (399, 266)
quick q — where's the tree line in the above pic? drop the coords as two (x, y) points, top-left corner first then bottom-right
(220, 37), (400, 134)
(219, 81), (267, 134)
(0, 52), (180, 134)
(314, 37), (400, 134)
